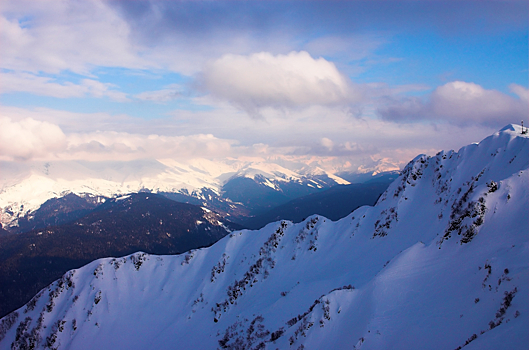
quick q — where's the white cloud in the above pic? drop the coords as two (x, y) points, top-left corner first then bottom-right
(0, 72), (129, 101)
(321, 137), (334, 151)
(379, 81), (528, 126)
(0, 110), (236, 162)
(0, 122), (235, 162)
(80, 79), (129, 102)
(201, 51), (359, 115)
(65, 132), (235, 161)
(0, 106), (142, 135)
(134, 85), (182, 103)
(0, 120), (235, 162)
(0, 0), (147, 75)
(0, 117), (67, 160)
(0, 72), (82, 98)
(509, 84), (528, 102)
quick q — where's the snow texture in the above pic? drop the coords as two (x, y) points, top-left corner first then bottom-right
(0, 125), (527, 350)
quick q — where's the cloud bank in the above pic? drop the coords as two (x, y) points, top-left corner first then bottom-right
(0, 116), (235, 162)
(379, 81), (528, 126)
(0, 105), (501, 177)
(0, 117), (67, 160)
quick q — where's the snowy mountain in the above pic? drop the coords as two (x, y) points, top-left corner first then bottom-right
(240, 179), (395, 229)
(0, 125), (527, 350)
(9, 193), (107, 235)
(0, 159), (350, 230)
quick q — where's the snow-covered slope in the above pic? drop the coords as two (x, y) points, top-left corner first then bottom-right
(0, 159), (350, 229)
(0, 125), (527, 350)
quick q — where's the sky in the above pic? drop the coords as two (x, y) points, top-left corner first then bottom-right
(0, 0), (527, 174)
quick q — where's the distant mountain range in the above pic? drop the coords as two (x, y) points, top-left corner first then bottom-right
(0, 156), (398, 233)
(241, 174), (397, 229)
(0, 158), (355, 231)
(0, 125), (526, 349)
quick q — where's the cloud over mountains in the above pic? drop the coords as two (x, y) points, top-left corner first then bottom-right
(0, 117), (66, 161)
(201, 51), (359, 115)
(379, 81), (528, 126)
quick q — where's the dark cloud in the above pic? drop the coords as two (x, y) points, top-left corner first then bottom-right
(106, 0), (528, 45)
(105, 0), (296, 45)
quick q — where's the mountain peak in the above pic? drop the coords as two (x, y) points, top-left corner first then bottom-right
(500, 124), (517, 132)
(498, 123), (529, 136)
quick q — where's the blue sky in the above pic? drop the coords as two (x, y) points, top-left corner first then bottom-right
(0, 0), (527, 172)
